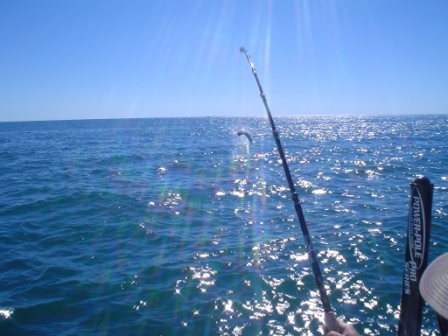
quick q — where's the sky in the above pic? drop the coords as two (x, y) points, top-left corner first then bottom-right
(1, 0), (448, 122)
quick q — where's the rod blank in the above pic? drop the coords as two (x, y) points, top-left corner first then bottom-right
(240, 47), (338, 333)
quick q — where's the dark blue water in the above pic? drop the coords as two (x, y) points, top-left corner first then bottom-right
(1, 116), (447, 335)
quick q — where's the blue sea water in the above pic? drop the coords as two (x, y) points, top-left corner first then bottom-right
(0, 115), (447, 336)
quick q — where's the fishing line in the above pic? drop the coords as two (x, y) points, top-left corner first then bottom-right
(240, 47), (338, 333)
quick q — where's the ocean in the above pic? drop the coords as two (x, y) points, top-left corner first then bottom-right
(1, 115), (447, 336)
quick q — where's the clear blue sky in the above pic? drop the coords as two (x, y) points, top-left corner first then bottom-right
(1, 0), (447, 122)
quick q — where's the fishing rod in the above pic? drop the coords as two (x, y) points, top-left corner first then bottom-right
(240, 47), (339, 333)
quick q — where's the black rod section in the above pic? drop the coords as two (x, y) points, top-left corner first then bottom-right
(398, 177), (433, 336)
(240, 47), (338, 333)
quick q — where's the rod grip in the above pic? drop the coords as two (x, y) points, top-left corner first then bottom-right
(324, 312), (339, 335)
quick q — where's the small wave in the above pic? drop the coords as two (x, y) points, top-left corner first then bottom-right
(98, 154), (146, 165)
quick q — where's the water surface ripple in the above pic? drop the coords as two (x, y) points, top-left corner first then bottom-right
(1, 116), (447, 335)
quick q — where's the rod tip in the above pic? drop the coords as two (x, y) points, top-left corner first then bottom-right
(239, 47), (246, 53)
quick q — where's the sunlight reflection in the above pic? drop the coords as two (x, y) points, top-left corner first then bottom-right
(223, 300), (233, 313)
(312, 189), (328, 195)
(0, 309), (13, 319)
